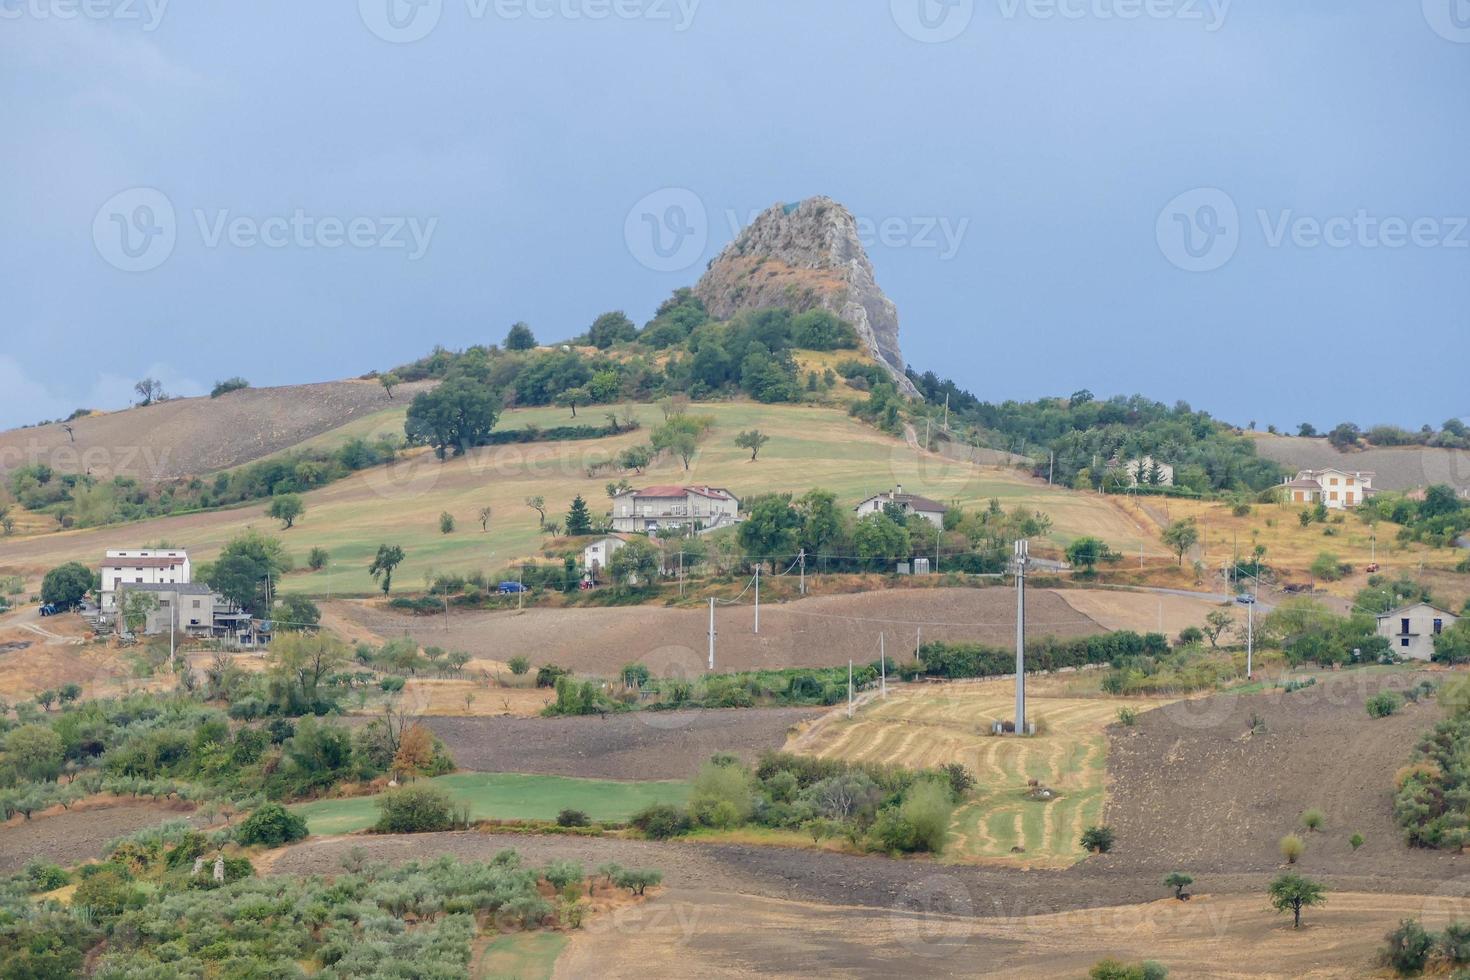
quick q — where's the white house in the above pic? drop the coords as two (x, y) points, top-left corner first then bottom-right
(582, 534), (632, 577)
(854, 486), (948, 527)
(1377, 602), (1458, 661)
(611, 486), (740, 534)
(1281, 468), (1375, 510)
(100, 549), (191, 613)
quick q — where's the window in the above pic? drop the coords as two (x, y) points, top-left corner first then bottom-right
(1435, 619), (1444, 635)
(1402, 618), (1412, 634)
(1402, 637), (1411, 648)
(1347, 478), (1355, 486)
(192, 599), (201, 608)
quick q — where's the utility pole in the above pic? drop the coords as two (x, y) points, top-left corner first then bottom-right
(678, 551), (684, 597)
(1246, 571), (1259, 679)
(847, 659), (854, 718)
(707, 598), (716, 671)
(1014, 540), (1028, 736)
(517, 566), (523, 612)
(880, 634), (887, 698)
(916, 626), (922, 662)
(943, 392), (950, 430)
(798, 549), (806, 596)
(1048, 451), (1055, 486)
(925, 416), (931, 451)
(753, 565), (760, 634)
(169, 596), (176, 673)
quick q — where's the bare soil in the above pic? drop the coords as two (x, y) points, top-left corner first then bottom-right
(0, 799), (189, 874)
(0, 378), (432, 483)
(422, 708), (819, 781)
(327, 588), (1103, 676)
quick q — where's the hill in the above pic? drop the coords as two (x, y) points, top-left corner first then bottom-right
(1251, 432), (1470, 493)
(0, 378), (431, 484)
(0, 400), (1165, 594)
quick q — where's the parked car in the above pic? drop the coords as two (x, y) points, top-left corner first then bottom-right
(1235, 593), (1257, 605)
(1366, 562), (1380, 573)
(39, 603), (58, 616)
(497, 581), (528, 594)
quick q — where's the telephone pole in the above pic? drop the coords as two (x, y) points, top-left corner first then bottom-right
(753, 565), (760, 634)
(798, 549), (806, 596)
(847, 659), (854, 718)
(707, 598), (716, 671)
(880, 634), (887, 698)
(1014, 540), (1029, 736)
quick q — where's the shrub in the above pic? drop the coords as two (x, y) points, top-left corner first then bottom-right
(1117, 706), (1138, 727)
(556, 808), (591, 828)
(1441, 920), (1470, 965)
(508, 656), (531, 675)
(1380, 918), (1434, 976)
(23, 861), (70, 892)
(1350, 833), (1365, 851)
(630, 803), (689, 840)
(1368, 692), (1402, 718)
(1301, 808), (1325, 832)
(1280, 834), (1305, 864)
(1090, 960), (1169, 980)
(236, 803), (309, 847)
(689, 760), (755, 827)
(1081, 825), (1116, 854)
(374, 783), (454, 834)
(541, 860), (584, 892)
(535, 664), (568, 688)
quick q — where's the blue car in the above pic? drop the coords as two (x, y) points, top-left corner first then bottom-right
(497, 582), (528, 594)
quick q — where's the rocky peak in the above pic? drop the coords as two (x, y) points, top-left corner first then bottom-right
(693, 197), (919, 397)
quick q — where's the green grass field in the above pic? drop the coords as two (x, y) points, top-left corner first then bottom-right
(476, 932), (567, 980)
(290, 772), (691, 835)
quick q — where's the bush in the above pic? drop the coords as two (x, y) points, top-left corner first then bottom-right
(1090, 960), (1168, 980)
(1081, 825), (1115, 854)
(1163, 872), (1193, 900)
(1368, 692), (1402, 718)
(1442, 920), (1470, 965)
(535, 664), (568, 688)
(1380, 918), (1434, 976)
(630, 803), (689, 840)
(236, 803), (309, 847)
(1301, 808), (1325, 832)
(23, 860), (70, 892)
(612, 868), (662, 895)
(508, 656), (531, 675)
(1350, 833), (1365, 851)
(1117, 706), (1138, 727)
(1280, 834), (1305, 864)
(556, 808), (591, 828)
(870, 780), (952, 854)
(374, 783), (454, 834)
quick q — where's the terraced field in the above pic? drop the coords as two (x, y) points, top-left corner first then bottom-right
(791, 682), (1174, 866)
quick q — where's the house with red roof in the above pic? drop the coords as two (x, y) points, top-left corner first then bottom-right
(611, 485), (740, 534)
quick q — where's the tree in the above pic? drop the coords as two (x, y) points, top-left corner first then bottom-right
(608, 537), (659, 590)
(405, 376), (501, 459)
(1080, 825), (1115, 854)
(1380, 919), (1434, 976)
(525, 495), (547, 527)
(439, 511), (456, 534)
(307, 547), (330, 571)
(236, 803), (309, 847)
(650, 416), (710, 470)
(505, 321), (537, 350)
(618, 445), (652, 474)
(267, 493), (305, 529)
(268, 631), (349, 706)
(1310, 552), (1346, 583)
(1435, 619), (1470, 665)
(275, 594), (321, 632)
(1066, 537), (1108, 574)
(134, 378), (165, 406)
(1163, 872), (1193, 900)
(369, 544), (406, 595)
(735, 430), (770, 461)
(738, 495), (801, 567)
(211, 377), (250, 398)
(207, 531), (293, 617)
(478, 507), (493, 532)
(379, 372), (401, 399)
(1161, 519), (1199, 565)
(392, 723), (437, 780)
(4, 725), (63, 782)
(587, 311), (637, 349)
(556, 385), (591, 418)
(1268, 873), (1326, 928)
(852, 513), (910, 569)
(119, 589), (157, 635)
(40, 562), (94, 608)
(374, 783), (454, 833)
(1202, 610), (1234, 649)
(565, 495), (593, 536)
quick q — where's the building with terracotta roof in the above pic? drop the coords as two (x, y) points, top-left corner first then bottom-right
(611, 486), (740, 533)
(854, 485), (949, 527)
(1280, 468), (1375, 510)
(100, 548), (191, 613)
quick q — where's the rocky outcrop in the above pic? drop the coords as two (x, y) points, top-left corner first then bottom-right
(693, 197), (919, 398)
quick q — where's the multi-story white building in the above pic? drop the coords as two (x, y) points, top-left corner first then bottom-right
(610, 486), (740, 534)
(1281, 468), (1375, 510)
(99, 549), (191, 613)
(854, 486), (949, 527)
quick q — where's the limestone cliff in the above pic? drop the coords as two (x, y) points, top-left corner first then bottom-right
(693, 197), (919, 397)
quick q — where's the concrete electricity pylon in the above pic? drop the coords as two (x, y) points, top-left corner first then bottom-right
(1014, 539), (1029, 735)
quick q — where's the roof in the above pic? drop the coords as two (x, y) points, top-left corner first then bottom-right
(584, 534), (633, 547)
(117, 582), (215, 596)
(634, 485), (735, 501)
(1376, 602), (1459, 620)
(1283, 479), (1322, 489)
(857, 492), (948, 513)
(102, 557), (188, 569)
(1297, 468), (1376, 478)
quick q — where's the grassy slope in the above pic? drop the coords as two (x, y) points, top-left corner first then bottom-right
(1, 401), (1160, 592)
(290, 772), (692, 835)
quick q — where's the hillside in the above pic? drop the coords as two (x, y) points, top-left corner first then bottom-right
(1251, 432), (1470, 492)
(0, 379), (432, 483)
(0, 400), (1165, 594)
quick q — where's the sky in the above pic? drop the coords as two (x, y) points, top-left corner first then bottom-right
(1, 0), (1467, 433)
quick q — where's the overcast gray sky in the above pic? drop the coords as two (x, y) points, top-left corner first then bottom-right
(2, 0), (1466, 431)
